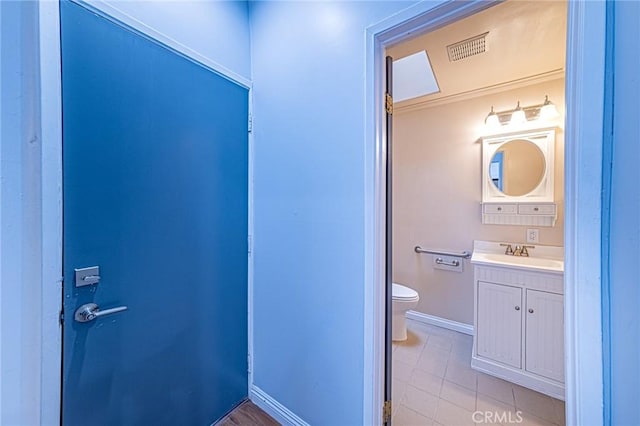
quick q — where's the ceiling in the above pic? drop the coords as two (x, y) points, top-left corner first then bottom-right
(387, 0), (567, 108)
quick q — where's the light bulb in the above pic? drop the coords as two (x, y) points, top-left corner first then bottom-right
(510, 101), (526, 125)
(540, 95), (559, 120)
(485, 106), (500, 130)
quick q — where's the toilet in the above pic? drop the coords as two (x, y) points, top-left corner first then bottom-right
(392, 283), (420, 341)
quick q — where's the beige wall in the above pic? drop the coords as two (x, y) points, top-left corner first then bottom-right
(392, 78), (565, 325)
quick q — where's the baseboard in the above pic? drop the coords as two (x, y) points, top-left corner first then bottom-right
(249, 385), (309, 426)
(406, 310), (474, 335)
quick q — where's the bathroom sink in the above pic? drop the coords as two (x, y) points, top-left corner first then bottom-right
(471, 252), (564, 273)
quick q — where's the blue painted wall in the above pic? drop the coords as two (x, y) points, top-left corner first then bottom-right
(249, 2), (415, 424)
(605, 1), (640, 424)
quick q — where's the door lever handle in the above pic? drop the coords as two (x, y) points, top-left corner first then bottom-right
(82, 275), (101, 281)
(74, 303), (127, 323)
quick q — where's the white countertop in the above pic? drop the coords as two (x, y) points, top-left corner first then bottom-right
(470, 240), (564, 274)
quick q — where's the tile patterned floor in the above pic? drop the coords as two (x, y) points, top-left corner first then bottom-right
(392, 319), (565, 426)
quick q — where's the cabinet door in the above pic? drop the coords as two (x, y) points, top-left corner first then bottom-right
(477, 282), (523, 368)
(525, 290), (564, 382)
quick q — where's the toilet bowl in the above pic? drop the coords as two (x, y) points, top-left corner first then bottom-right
(392, 283), (420, 341)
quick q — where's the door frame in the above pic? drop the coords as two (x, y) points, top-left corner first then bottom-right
(33, 1), (255, 424)
(363, 1), (607, 425)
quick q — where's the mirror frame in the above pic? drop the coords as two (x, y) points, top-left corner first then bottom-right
(482, 127), (556, 203)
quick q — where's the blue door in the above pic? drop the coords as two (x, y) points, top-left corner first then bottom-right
(61, 2), (248, 425)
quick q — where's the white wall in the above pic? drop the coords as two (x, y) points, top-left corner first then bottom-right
(0, 1), (252, 424)
(83, 0), (252, 82)
(0, 2), (46, 424)
(248, 1), (418, 424)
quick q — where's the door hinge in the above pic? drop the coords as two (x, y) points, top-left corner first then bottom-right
(383, 400), (392, 423)
(385, 93), (393, 115)
(248, 235), (252, 254)
(248, 113), (253, 133)
(59, 310), (64, 326)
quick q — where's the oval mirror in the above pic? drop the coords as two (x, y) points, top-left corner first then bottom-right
(489, 139), (545, 196)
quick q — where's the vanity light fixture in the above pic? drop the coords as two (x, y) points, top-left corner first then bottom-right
(484, 95), (561, 130)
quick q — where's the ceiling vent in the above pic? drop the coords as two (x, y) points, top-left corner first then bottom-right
(447, 32), (488, 62)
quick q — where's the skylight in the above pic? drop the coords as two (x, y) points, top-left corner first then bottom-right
(392, 51), (440, 102)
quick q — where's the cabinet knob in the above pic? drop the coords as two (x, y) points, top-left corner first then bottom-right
(528, 308), (534, 313)
(534, 207), (540, 211)
(515, 306), (520, 311)
(497, 207), (502, 211)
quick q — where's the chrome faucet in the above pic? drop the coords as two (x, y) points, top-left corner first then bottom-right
(500, 243), (514, 255)
(513, 245), (523, 256)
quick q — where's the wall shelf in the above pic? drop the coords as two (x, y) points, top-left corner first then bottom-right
(481, 202), (557, 227)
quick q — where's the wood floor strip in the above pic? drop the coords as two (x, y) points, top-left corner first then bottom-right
(216, 400), (280, 426)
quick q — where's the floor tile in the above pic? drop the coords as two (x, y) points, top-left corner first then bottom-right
(512, 385), (558, 424)
(426, 334), (453, 352)
(422, 344), (451, 359)
(393, 378), (408, 414)
(416, 349), (449, 378)
(399, 328), (429, 346)
(408, 328), (430, 345)
(449, 350), (472, 365)
(434, 398), (475, 426)
(394, 360), (414, 382)
(439, 380), (477, 411)
(419, 323), (452, 337)
(394, 342), (424, 366)
(554, 399), (566, 426)
(402, 384), (439, 419)
(453, 332), (473, 342)
(477, 373), (515, 406)
(476, 392), (517, 413)
(393, 404), (435, 426)
(450, 337), (473, 359)
(476, 393), (520, 425)
(451, 336), (473, 350)
(444, 358), (477, 391)
(471, 415), (514, 426)
(409, 368), (443, 396)
(395, 322), (561, 426)
(518, 410), (556, 426)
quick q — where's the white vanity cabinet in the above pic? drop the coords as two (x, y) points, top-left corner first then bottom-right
(472, 262), (565, 399)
